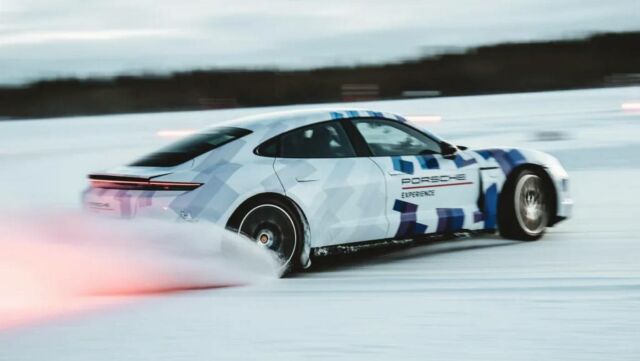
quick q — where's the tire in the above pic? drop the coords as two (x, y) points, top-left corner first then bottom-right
(498, 169), (551, 241)
(229, 198), (304, 275)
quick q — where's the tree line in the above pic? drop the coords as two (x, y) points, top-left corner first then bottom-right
(1, 32), (638, 119)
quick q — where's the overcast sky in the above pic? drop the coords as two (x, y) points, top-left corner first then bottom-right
(0, 0), (638, 85)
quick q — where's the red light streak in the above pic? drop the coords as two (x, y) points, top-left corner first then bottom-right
(156, 129), (196, 138)
(407, 115), (443, 123)
(621, 102), (640, 111)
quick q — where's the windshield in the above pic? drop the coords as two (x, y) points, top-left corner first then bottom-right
(130, 127), (251, 167)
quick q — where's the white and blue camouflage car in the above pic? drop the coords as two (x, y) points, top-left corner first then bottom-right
(83, 109), (573, 272)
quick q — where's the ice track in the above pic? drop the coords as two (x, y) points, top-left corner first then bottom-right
(1, 86), (639, 360)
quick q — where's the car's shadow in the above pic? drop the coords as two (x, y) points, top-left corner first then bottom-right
(293, 235), (523, 276)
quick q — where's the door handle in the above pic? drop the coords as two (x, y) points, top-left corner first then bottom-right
(387, 171), (404, 176)
(296, 177), (319, 183)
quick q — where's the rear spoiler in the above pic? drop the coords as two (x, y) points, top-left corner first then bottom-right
(88, 173), (202, 191)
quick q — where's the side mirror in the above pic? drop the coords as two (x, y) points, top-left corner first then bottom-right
(457, 145), (468, 151)
(442, 143), (458, 159)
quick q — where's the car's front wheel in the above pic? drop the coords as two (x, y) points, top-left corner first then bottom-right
(231, 199), (303, 274)
(499, 170), (550, 240)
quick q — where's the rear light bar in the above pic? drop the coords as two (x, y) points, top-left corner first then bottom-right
(88, 175), (201, 191)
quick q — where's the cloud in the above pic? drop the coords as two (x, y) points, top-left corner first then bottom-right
(0, 0), (638, 84)
(0, 29), (187, 47)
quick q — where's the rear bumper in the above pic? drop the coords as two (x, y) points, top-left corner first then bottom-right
(81, 187), (184, 221)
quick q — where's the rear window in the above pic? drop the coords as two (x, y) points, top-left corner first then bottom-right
(130, 127), (251, 167)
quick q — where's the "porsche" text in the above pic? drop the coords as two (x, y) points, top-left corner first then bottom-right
(401, 174), (467, 185)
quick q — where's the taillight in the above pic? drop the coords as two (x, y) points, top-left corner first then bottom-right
(88, 175), (201, 191)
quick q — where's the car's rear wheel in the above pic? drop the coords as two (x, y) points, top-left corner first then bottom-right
(499, 170), (550, 240)
(233, 199), (303, 274)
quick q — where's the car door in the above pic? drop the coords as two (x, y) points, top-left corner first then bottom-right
(349, 118), (481, 239)
(272, 120), (388, 248)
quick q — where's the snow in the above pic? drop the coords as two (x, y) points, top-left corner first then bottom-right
(1, 86), (640, 360)
(0, 212), (280, 329)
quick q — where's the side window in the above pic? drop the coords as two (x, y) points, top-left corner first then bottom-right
(352, 119), (441, 156)
(279, 122), (356, 158)
(255, 138), (278, 157)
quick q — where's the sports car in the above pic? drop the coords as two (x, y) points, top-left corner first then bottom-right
(83, 109), (573, 272)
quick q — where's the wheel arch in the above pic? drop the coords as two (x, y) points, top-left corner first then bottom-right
(226, 192), (304, 228)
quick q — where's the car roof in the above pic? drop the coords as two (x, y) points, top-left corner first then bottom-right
(211, 108), (407, 133)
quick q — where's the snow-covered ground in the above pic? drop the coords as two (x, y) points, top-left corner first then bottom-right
(1, 87), (639, 360)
